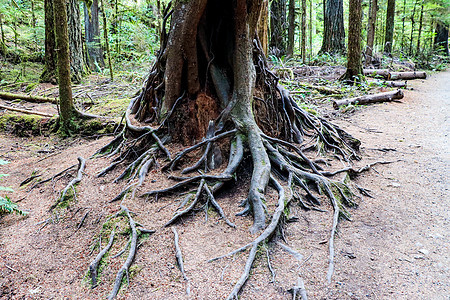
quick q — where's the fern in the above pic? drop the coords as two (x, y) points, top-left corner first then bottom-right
(0, 195), (27, 216)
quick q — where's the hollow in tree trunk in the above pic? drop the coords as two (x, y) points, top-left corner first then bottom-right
(99, 1), (360, 297)
(319, 0), (346, 54)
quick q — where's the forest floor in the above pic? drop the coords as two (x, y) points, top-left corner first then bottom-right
(0, 68), (448, 299)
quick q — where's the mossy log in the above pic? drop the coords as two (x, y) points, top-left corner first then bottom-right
(333, 89), (404, 109)
(0, 92), (58, 104)
(363, 69), (391, 79)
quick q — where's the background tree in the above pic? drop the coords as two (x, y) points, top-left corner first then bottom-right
(342, 0), (363, 83)
(365, 0), (378, 65)
(434, 21), (449, 55)
(270, 0), (287, 56)
(41, 0), (57, 83)
(287, 0), (296, 57)
(67, 0), (86, 83)
(384, 0), (396, 53)
(84, 0), (105, 71)
(319, 0), (346, 54)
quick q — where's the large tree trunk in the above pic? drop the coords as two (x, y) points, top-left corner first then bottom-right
(67, 0), (86, 83)
(257, 0), (269, 56)
(300, 0), (307, 62)
(319, 0), (346, 54)
(365, 0), (377, 66)
(383, 0), (395, 53)
(53, 0), (75, 131)
(270, 0), (287, 57)
(341, 0), (363, 83)
(101, 2), (360, 295)
(84, 0), (105, 71)
(434, 21), (449, 56)
(41, 0), (57, 83)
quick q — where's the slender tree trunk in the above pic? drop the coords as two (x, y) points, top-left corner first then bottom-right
(384, 0), (395, 53)
(409, 0), (418, 55)
(67, 0), (86, 83)
(434, 21), (449, 56)
(41, 0), (57, 83)
(416, 0), (424, 55)
(341, 0), (363, 83)
(270, 0), (287, 57)
(0, 14), (6, 56)
(401, 0), (406, 51)
(53, 0), (75, 131)
(365, 0), (377, 66)
(84, 0), (105, 71)
(319, 0), (346, 54)
(301, 0), (307, 62)
(287, 0), (296, 57)
(101, 0), (114, 80)
(309, 0), (313, 62)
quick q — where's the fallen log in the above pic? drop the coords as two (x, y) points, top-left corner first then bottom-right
(363, 69), (391, 79)
(0, 103), (55, 118)
(0, 91), (58, 104)
(297, 82), (342, 95)
(390, 71), (426, 80)
(333, 89), (404, 109)
(369, 80), (407, 88)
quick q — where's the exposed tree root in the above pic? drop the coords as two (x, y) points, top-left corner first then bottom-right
(172, 227), (190, 295)
(89, 226), (116, 288)
(288, 277), (308, 300)
(50, 157), (86, 210)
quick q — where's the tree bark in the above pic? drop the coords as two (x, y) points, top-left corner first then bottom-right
(333, 89), (404, 108)
(257, 0), (269, 56)
(53, 0), (76, 131)
(101, 0), (114, 80)
(319, 0), (346, 54)
(84, 0), (105, 71)
(365, 0), (377, 66)
(301, 0), (307, 62)
(287, 0), (296, 57)
(67, 0), (86, 83)
(434, 21), (449, 56)
(270, 0), (287, 57)
(0, 13), (6, 56)
(41, 0), (57, 83)
(341, 0), (363, 84)
(415, 0), (424, 55)
(384, 0), (395, 53)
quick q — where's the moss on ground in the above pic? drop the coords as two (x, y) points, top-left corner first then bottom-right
(0, 113), (56, 137)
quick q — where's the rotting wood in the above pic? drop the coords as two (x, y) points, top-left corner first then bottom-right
(0, 104), (55, 118)
(390, 71), (426, 80)
(0, 91), (58, 104)
(333, 90), (404, 109)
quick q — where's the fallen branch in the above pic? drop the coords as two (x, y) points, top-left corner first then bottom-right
(0, 91), (58, 104)
(333, 90), (404, 109)
(0, 103), (55, 118)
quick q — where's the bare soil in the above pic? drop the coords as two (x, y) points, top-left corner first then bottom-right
(0, 69), (449, 300)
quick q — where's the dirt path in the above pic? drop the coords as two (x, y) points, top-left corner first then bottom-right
(329, 69), (449, 299)
(0, 70), (448, 299)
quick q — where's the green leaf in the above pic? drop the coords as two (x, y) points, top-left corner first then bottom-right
(0, 186), (14, 192)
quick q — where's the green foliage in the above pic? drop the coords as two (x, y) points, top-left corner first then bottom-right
(0, 159), (27, 216)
